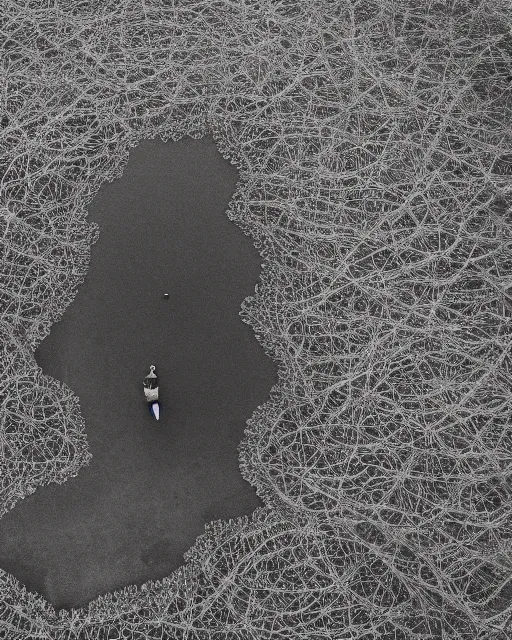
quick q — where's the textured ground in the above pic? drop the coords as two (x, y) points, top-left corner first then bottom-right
(0, 0), (511, 638)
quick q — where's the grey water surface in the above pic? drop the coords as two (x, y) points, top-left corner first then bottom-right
(0, 136), (276, 610)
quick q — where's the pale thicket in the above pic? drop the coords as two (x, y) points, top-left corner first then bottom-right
(0, 0), (511, 638)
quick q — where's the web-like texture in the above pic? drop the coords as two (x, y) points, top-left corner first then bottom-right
(1, 0), (511, 638)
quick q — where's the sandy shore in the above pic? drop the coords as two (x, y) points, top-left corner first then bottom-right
(0, 136), (276, 610)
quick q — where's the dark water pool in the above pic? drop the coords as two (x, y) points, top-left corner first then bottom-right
(0, 136), (276, 610)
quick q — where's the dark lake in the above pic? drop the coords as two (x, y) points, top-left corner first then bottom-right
(0, 136), (276, 610)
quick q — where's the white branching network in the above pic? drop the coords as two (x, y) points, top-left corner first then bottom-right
(0, 0), (511, 638)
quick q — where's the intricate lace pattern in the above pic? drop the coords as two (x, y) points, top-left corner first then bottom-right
(0, 0), (511, 637)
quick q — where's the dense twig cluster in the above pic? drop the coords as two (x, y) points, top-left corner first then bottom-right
(0, 0), (511, 637)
